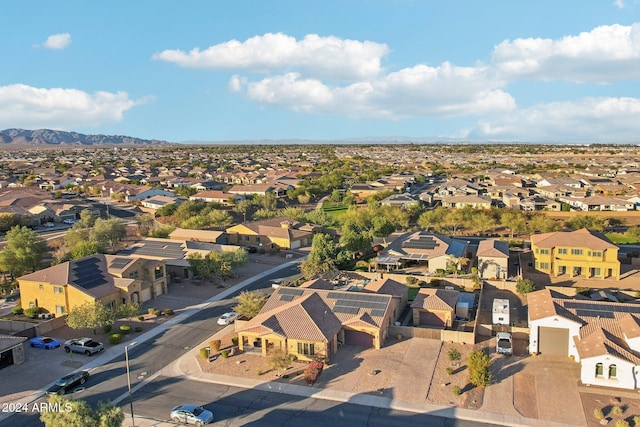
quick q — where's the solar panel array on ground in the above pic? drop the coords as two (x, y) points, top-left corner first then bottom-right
(109, 257), (131, 269)
(72, 257), (107, 289)
(120, 241), (185, 258)
(564, 300), (640, 317)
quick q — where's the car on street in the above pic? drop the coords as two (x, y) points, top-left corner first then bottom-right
(46, 371), (90, 395)
(29, 336), (61, 349)
(217, 311), (239, 325)
(63, 218), (75, 224)
(170, 404), (214, 426)
(43, 222), (55, 227)
(64, 337), (104, 355)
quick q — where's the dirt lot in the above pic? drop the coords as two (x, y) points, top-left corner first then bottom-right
(580, 392), (640, 427)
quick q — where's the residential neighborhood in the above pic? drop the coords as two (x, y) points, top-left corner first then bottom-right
(3, 142), (640, 426)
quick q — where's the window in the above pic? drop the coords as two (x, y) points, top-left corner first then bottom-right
(128, 271), (139, 279)
(609, 364), (617, 378)
(592, 251), (602, 257)
(297, 342), (315, 356)
(56, 306), (65, 315)
(256, 237), (261, 243)
(540, 262), (549, 269)
(53, 286), (63, 294)
(558, 248), (567, 255)
(595, 363), (604, 377)
(245, 235), (250, 242)
(571, 249), (583, 255)
(535, 248), (539, 254)
(154, 266), (163, 280)
(593, 268), (601, 276)
(39, 284), (44, 290)
(540, 249), (549, 255)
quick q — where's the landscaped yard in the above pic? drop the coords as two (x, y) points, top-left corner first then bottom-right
(605, 232), (639, 244)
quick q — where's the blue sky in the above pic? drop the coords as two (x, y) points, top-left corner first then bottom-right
(1, 1), (640, 143)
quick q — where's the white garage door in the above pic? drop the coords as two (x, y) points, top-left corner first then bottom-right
(539, 326), (569, 356)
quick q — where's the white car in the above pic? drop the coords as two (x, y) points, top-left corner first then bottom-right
(217, 312), (239, 326)
(43, 222), (55, 227)
(496, 332), (513, 356)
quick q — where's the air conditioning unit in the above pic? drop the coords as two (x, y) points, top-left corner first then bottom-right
(38, 313), (53, 320)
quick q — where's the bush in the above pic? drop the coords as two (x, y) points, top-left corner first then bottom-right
(448, 348), (461, 363)
(163, 308), (174, 316)
(11, 306), (23, 315)
(405, 276), (418, 285)
(516, 278), (536, 295)
(137, 315), (145, 321)
(616, 420), (629, 427)
(288, 354), (298, 362)
(303, 360), (324, 385)
(103, 324), (112, 333)
(221, 349), (230, 358)
(231, 337), (239, 346)
(612, 406), (624, 416)
(134, 326), (142, 332)
(258, 247), (266, 254)
(109, 333), (122, 345)
(445, 367), (453, 375)
(24, 307), (41, 319)
(451, 385), (461, 396)
(593, 408), (604, 420)
(268, 247), (280, 255)
(199, 347), (209, 360)
(632, 415), (640, 426)
(119, 324), (131, 334)
(210, 340), (221, 352)
(153, 309), (161, 316)
(147, 307), (156, 315)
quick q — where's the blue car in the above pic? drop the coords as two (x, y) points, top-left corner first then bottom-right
(29, 336), (61, 350)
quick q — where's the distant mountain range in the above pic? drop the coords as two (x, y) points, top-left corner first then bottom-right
(0, 129), (172, 146)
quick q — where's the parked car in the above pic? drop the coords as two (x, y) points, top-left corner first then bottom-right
(170, 404), (214, 426)
(496, 332), (513, 356)
(63, 219), (75, 224)
(46, 371), (90, 395)
(29, 336), (61, 349)
(217, 311), (239, 326)
(43, 222), (55, 227)
(64, 337), (104, 356)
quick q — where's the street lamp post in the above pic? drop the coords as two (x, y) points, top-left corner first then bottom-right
(125, 342), (138, 427)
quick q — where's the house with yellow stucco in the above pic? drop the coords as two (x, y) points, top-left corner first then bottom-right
(530, 228), (620, 280)
(235, 287), (393, 361)
(17, 254), (167, 316)
(225, 216), (322, 250)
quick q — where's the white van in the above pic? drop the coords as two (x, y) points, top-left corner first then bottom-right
(496, 332), (513, 356)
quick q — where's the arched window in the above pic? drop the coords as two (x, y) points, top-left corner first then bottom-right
(595, 363), (604, 377)
(609, 364), (617, 379)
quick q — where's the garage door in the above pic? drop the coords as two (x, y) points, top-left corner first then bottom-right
(419, 311), (446, 327)
(154, 283), (164, 297)
(344, 330), (374, 348)
(538, 326), (569, 356)
(140, 287), (152, 302)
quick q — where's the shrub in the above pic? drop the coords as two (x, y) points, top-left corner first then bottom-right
(258, 247), (266, 254)
(288, 354), (298, 362)
(448, 348), (461, 363)
(134, 326), (142, 332)
(451, 385), (461, 396)
(268, 247), (280, 255)
(593, 408), (604, 420)
(257, 369), (263, 376)
(24, 307), (41, 319)
(153, 309), (161, 316)
(137, 315), (145, 321)
(199, 347), (209, 360)
(147, 307), (156, 315)
(516, 278), (536, 294)
(109, 333), (122, 345)
(11, 306), (23, 315)
(163, 308), (174, 316)
(231, 337), (239, 346)
(119, 324), (131, 334)
(303, 360), (324, 385)
(616, 420), (630, 427)
(210, 340), (221, 352)
(612, 406), (624, 416)
(405, 276), (418, 285)
(103, 324), (112, 333)
(467, 350), (492, 387)
(632, 415), (640, 426)
(446, 367), (453, 375)
(221, 349), (230, 358)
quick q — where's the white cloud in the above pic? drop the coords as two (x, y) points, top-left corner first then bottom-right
(614, 0), (625, 8)
(467, 97), (640, 142)
(243, 63), (515, 119)
(41, 33), (71, 50)
(0, 84), (142, 129)
(228, 75), (245, 92)
(153, 32), (389, 81)
(492, 23), (640, 82)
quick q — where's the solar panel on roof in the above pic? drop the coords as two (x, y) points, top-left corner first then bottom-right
(279, 288), (304, 296)
(75, 257), (99, 267)
(280, 295), (295, 302)
(575, 309), (615, 319)
(334, 306), (359, 315)
(370, 309), (386, 317)
(110, 258), (130, 269)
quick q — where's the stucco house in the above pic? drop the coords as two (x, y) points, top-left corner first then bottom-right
(530, 228), (620, 280)
(410, 288), (459, 328)
(226, 216), (321, 250)
(528, 289), (640, 390)
(476, 239), (510, 279)
(236, 287), (393, 361)
(17, 254), (167, 316)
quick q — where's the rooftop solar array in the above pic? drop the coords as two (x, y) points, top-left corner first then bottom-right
(72, 257), (107, 289)
(109, 257), (131, 269)
(327, 292), (388, 316)
(120, 241), (186, 259)
(575, 309), (615, 319)
(278, 287), (304, 301)
(564, 300), (640, 315)
(403, 235), (440, 250)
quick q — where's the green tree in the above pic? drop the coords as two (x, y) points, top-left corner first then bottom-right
(564, 214), (607, 232)
(0, 225), (48, 278)
(467, 349), (492, 387)
(135, 213), (155, 236)
(70, 241), (105, 260)
(40, 394), (124, 427)
(78, 209), (97, 229)
(300, 233), (338, 279)
(267, 348), (291, 377)
(500, 210), (527, 239)
(626, 225), (640, 241)
(418, 207), (446, 232)
(91, 218), (127, 253)
(65, 301), (112, 333)
(115, 302), (140, 322)
(516, 278), (536, 294)
(527, 214), (560, 234)
(371, 216), (396, 244)
(471, 211), (497, 235)
(234, 290), (267, 319)
(339, 221), (372, 257)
